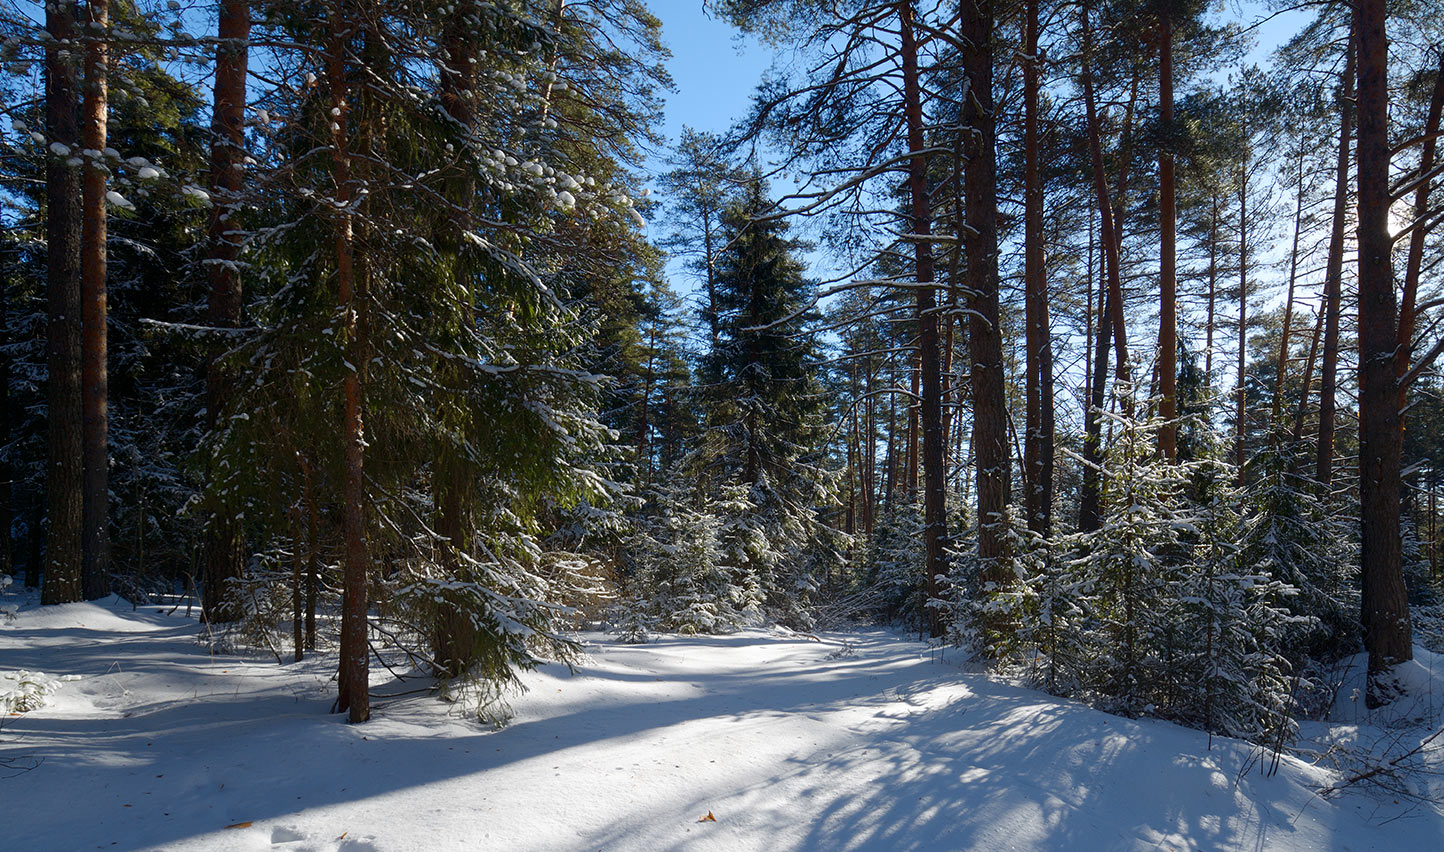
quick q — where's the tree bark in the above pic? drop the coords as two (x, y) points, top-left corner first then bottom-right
(1235, 134), (1249, 483)
(1023, 0), (1054, 532)
(1157, 14), (1178, 459)
(960, 0), (1011, 624)
(898, 3), (949, 637)
(1292, 303), (1324, 446)
(328, 6), (369, 723)
(1078, 2), (1122, 531)
(1354, 0), (1413, 699)
(202, 0), (251, 622)
(0, 240), (11, 578)
(1317, 39), (1356, 488)
(80, 0), (110, 601)
(1396, 52), (1444, 404)
(1274, 140), (1307, 432)
(1206, 195), (1217, 382)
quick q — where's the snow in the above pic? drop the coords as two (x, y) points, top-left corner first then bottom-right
(2, 596), (1442, 851)
(1326, 647), (1444, 726)
(105, 190), (136, 210)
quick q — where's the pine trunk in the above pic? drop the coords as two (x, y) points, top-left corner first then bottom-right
(1157, 15), (1177, 459)
(80, 0), (110, 601)
(960, 0), (1011, 625)
(1354, 0), (1413, 698)
(1274, 143), (1306, 431)
(329, 7), (369, 723)
(1078, 3), (1123, 531)
(0, 245), (11, 577)
(1396, 52), (1444, 405)
(1023, 0), (1054, 533)
(202, 0), (251, 622)
(1317, 40), (1355, 488)
(899, 5), (948, 637)
(1235, 148), (1249, 483)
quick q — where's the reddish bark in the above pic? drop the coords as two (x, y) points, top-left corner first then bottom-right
(329, 7), (370, 723)
(1353, 0), (1413, 696)
(80, 0), (110, 600)
(898, 4), (949, 637)
(202, 0), (251, 622)
(960, 0), (1012, 623)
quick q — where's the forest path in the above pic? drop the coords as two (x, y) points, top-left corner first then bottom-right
(2, 598), (1440, 851)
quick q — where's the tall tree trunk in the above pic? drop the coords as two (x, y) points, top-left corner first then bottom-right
(1292, 303), (1324, 446)
(864, 353), (876, 534)
(0, 246), (11, 578)
(1354, 0), (1413, 698)
(1235, 145), (1249, 483)
(1077, 2), (1122, 532)
(329, 6), (369, 723)
(898, 3), (948, 636)
(906, 349), (919, 494)
(1081, 240), (1113, 533)
(702, 204), (719, 352)
(80, 0), (110, 601)
(1157, 14), (1178, 459)
(1274, 140), (1307, 431)
(1396, 51), (1444, 405)
(1206, 195), (1217, 382)
(1317, 39), (1356, 488)
(202, 0), (251, 622)
(960, 0), (1011, 625)
(1023, 0), (1054, 533)
(37, 10), (73, 592)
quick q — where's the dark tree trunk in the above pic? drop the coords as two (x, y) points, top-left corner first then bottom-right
(0, 242), (12, 578)
(1275, 142), (1306, 431)
(960, 0), (1011, 625)
(1396, 52), (1444, 404)
(1157, 14), (1178, 460)
(1206, 195), (1218, 382)
(1078, 2), (1123, 531)
(1317, 40), (1355, 488)
(1354, 0), (1413, 698)
(80, 0), (110, 601)
(329, 7), (369, 724)
(1023, 0), (1054, 533)
(202, 0), (251, 622)
(1235, 146), (1249, 483)
(1292, 302), (1324, 446)
(898, 4), (949, 637)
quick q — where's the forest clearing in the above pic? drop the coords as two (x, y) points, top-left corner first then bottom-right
(4, 595), (1443, 852)
(3, 0), (1444, 848)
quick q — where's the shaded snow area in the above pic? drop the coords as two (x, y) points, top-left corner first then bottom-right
(3, 598), (1443, 851)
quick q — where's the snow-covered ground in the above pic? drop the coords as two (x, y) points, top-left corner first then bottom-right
(2, 595), (1442, 852)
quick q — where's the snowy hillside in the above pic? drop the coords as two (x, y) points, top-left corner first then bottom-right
(2, 597), (1441, 852)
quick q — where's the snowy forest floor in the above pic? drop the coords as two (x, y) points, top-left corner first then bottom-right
(3, 596), (1443, 852)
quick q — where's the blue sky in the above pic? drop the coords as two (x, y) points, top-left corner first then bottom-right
(652, 2), (776, 148)
(644, 2), (1320, 301)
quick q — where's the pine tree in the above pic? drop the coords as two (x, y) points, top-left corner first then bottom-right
(689, 176), (839, 627)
